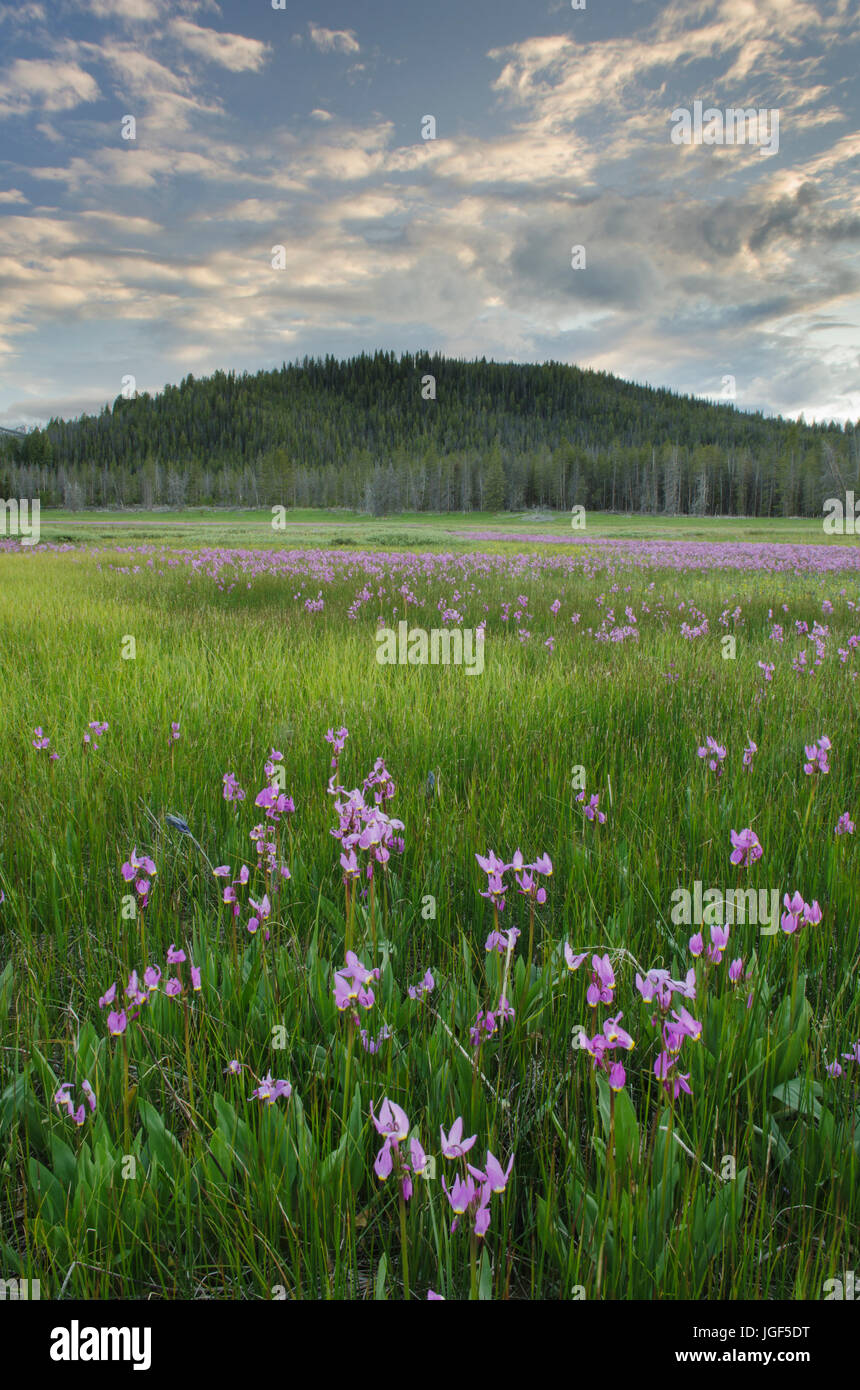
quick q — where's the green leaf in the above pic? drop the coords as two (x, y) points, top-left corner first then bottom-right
(478, 1246), (493, 1300)
(0, 961), (13, 1024)
(771, 1076), (821, 1119)
(138, 1099), (183, 1176)
(49, 1132), (78, 1187)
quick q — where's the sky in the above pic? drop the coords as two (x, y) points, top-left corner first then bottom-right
(0, 0), (858, 430)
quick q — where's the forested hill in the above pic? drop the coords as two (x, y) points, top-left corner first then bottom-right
(2, 352), (857, 516)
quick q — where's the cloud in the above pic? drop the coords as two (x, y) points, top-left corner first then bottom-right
(0, 59), (100, 117)
(308, 24), (360, 55)
(169, 19), (271, 72)
(0, 3), (46, 25)
(0, 189), (29, 205)
(0, 0), (857, 425)
(83, 0), (163, 18)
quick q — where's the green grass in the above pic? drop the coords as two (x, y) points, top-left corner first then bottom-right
(0, 524), (858, 1301)
(32, 506), (860, 549)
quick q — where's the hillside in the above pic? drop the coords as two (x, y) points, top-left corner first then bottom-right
(1, 352), (856, 515)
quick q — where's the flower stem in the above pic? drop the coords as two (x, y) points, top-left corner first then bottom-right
(398, 1191), (410, 1300)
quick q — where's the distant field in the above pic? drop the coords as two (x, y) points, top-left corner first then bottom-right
(0, 516), (858, 1301)
(28, 507), (860, 550)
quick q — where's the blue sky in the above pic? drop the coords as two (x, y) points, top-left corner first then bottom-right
(0, 0), (858, 428)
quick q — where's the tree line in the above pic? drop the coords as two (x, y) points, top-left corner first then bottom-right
(1, 351), (856, 516)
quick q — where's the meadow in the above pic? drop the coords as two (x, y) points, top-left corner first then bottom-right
(1, 513), (858, 1301)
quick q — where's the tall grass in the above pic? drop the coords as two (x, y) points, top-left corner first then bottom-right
(0, 538), (857, 1299)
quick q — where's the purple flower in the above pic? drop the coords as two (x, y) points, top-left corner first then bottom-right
(485, 926), (520, 954)
(247, 893), (271, 935)
(671, 1006), (702, 1042)
(603, 1013), (635, 1050)
(250, 1072), (292, 1104)
(606, 1061), (624, 1091)
(729, 827), (763, 867)
(586, 953), (615, 1006)
(467, 1149), (514, 1194)
(564, 943), (588, 972)
(443, 1173), (476, 1215)
(707, 925), (730, 963)
(371, 1097), (410, 1143)
(107, 1009), (127, 1036)
(803, 735), (831, 776)
(835, 812), (855, 836)
(222, 772), (245, 802)
(407, 968), (435, 1000)
(120, 848), (157, 908)
(440, 1117), (477, 1160)
(697, 736), (726, 774)
(576, 791), (606, 823)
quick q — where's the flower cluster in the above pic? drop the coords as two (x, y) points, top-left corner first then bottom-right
(689, 925), (730, 963)
(249, 1072), (292, 1104)
(33, 726), (59, 760)
(825, 1042), (860, 1078)
(99, 945), (201, 1034)
(83, 720), (108, 751)
(803, 735), (831, 776)
(371, 1098), (427, 1200)
(576, 791), (606, 823)
(407, 968), (435, 1001)
(222, 771), (246, 802)
(54, 1079), (97, 1126)
(120, 847), (157, 911)
(333, 950), (380, 1014)
(475, 849), (552, 913)
(439, 1117), (513, 1238)
(469, 995), (515, 1048)
(577, 1013), (635, 1091)
(565, 949), (616, 1007)
(652, 1005), (701, 1099)
(697, 736), (726, 774)
(780, 892), (822, 935)
(729, 827), (763, 867)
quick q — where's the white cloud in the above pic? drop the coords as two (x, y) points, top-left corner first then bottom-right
(84, 0), (163, 18)
(308, 24), (360, 56)
(0, 3), (46, 25)
(169, 19), (271, 73)
(0, 59), (100, 118)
